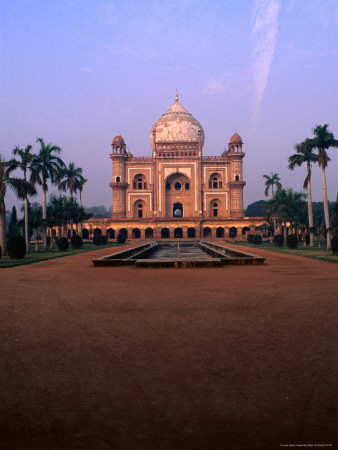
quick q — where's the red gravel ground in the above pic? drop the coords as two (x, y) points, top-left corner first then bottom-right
(1, 243), (338, 450)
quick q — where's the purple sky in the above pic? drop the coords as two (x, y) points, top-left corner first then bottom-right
(1, 0), (338, 212)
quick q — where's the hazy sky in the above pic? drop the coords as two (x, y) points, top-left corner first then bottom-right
(1, 0), (338, 212)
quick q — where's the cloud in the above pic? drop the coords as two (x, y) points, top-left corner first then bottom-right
(250, 0), (280, 133)
(203, 79), (225, 95)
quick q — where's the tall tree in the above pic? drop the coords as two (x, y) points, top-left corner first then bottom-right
(307, 124), (338, 249)
(59, 162), (84, 236)
(29, 203), (43, 252)
(78, 176), (87, 236)
(12, 145), (37, 251)
(30, 138), (64, 250)
(288, 139), (318, 247)
(262, 172), (282, 235)
(78, 176), (87, 208)
(8, 206), (18, 235)
(264, 188), (306, 240)
(0, 155), (34, 256)
(59, 162), (84, 199)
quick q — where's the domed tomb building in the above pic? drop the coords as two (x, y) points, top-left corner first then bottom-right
(84, 93), (263, 240)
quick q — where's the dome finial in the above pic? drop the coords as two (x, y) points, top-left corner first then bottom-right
(175, 89), (178, 102)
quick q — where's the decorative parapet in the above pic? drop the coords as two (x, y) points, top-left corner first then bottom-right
(202, 156), (224, 161)
(128, 157), (153, 162)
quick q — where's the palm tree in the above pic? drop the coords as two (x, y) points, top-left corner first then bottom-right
(78, 176), (87, 208)
(288, 139), (318, 247)
(59, 162), (84, 236)
(264, 188), (306, 240)
(262, 172), (282, 235)
(78, 176), (87, 236)
(307, 124), (338, 249)
(12, 145), (37, 252)
(30, 138), (65, 250)
(0, 154), (34, 256)
(29, 203), (43, 252)
(59, 162), (84, 199)
(48, 195), (66, 240)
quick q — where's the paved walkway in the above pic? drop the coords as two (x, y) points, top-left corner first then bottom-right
(1, 243), (338, 449)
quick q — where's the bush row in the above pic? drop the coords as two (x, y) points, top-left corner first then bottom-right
(247, 234), (262, 245)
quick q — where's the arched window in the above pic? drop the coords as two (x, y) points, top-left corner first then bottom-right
(235, 175), (240, 181)
(116, 176), (120, 183)
(132, 174), (147, 190)
(137, 204), (143, 218)
(209, 173), (222, 189)
(185, 183), (190, 190)
(213, 202), (218, 217)
(166, 183), (171, 190)
(174, 182), (181, 191)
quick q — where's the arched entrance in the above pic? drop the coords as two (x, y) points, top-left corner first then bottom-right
(82, 228), (89, 239)
(187, 227), (196, 238)
(145, 228), (153, 239)
(174, 227), (183, 238)
(119, 228), (128, 239)
(203, 227), (211, 238)
(106, 228), (115, 239)
(94, 228), (102, 238)
(242, 226), (250, 236)
(216, 227), (224, 238)
(229, 227), (237, 238)
(161, 228), (170, 238)
(132, 228), (141, 239)
(173, 202), (183, 218)
(165, 172), (191, 218)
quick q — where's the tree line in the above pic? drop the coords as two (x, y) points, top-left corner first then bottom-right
(260, 124), (338, 249)
(0, 138), (87, 256)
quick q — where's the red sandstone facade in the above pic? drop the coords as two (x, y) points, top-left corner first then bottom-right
(83, 93), (263, 240)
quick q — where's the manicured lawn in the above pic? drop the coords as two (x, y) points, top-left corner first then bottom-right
(0, 241), (122, 268)
(231, 240), (338, 263)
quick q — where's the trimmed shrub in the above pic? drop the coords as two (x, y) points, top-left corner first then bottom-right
(46, 235), (51, 248)
(6, 235), (26, 259)
(247, 234), (254, 243)
(331, 234), (338, 254)
(93, 235), (108, 246)
(286, 234), (298, 249)
(273, 234), (284, 247)
(56, 237), (69, 251)
(71, 235), (83, 249)
(117, 232), (127, 244)
(93, 235), (101, 246)
(305, 233), (310, 245)
(253, 234), (262, 245)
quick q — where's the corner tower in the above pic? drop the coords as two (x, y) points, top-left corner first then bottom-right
(110, 132), (128, 218)
(227, 132), (246, 218)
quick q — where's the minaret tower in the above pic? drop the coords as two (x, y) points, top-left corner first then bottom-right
(227, 132), (246, 218)
(109, 132), (128, 218)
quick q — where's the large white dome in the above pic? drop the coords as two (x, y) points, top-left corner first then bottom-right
(150, 92), (205, 149)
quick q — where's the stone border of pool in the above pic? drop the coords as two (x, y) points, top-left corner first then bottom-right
(92, 241), (265, 268)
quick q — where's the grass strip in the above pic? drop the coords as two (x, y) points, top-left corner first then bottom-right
(231, 241), (338, 263)
(0, 242), (122, 268)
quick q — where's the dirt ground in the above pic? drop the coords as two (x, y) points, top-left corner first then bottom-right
(1, 243), (338, 450)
